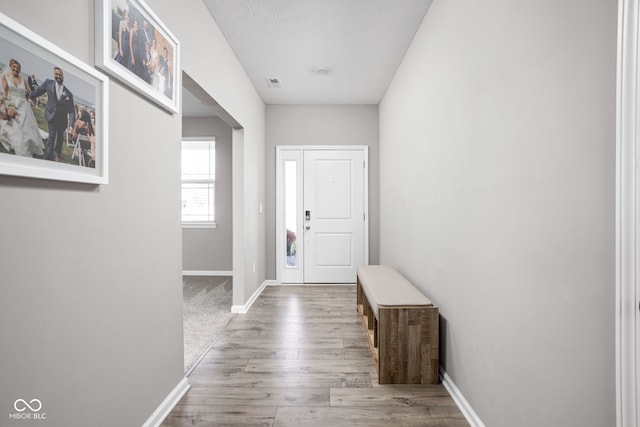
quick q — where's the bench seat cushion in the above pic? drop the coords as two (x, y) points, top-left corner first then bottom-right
(357, 265), (432, 317)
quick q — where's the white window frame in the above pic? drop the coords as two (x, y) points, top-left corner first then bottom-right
(181, 137), (216, 228)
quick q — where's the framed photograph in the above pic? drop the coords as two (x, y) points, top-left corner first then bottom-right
(96, 0), (180, 114)
(0, 12), (109, 184)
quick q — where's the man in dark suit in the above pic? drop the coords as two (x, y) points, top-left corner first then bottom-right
(28, 67), (75, 162)
(142, 19), (153, 48)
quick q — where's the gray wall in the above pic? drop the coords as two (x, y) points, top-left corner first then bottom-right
(182, 117), (233, 272)
(379, 1), (616, 426)
(0, 3), (183, 426)
(0, 0), (265, 425)
(265, 105), (379, 280)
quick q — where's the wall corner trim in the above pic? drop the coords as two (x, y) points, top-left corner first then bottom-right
(440, 368), (486, 427)
(616, 0), (639, 426)
(142, 377), (190, 427)
(231, 280), (276, 313)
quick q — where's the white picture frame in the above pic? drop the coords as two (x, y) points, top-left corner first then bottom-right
(95, 0), (180, 114)
(0, 12), (109, 184)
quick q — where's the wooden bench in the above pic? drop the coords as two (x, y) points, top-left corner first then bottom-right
(356, 265), (439, 384)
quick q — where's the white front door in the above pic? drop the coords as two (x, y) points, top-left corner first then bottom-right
(303, 149), (365, 283)
(276, 146), (368, 284)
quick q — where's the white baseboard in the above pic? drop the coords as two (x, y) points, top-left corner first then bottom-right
(182, 270), (232, 276)
(440, 367), (485, 427)
(277, 282), (354, 286)
(231, 280), (275, 313)
(142, 377), (190, 427)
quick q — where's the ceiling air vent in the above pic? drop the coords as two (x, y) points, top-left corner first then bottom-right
(266, 77), (281, 88)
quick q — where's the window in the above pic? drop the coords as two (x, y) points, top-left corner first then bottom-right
(181, 139), (215, 227)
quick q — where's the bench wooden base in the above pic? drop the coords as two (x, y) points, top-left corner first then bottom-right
(357, 278), (439, 384)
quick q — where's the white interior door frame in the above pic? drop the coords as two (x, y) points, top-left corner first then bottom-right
(276, 145), (369, 284)
(616, 1), (638, 425)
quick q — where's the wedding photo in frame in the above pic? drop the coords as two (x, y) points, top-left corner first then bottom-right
(96, 0), (180, 114)
(0, 12), (109, 185)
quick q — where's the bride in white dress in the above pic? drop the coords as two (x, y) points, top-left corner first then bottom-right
(0, 58), (44, 157)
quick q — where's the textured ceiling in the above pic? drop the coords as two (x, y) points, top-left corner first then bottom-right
(201, 0), (433, 105)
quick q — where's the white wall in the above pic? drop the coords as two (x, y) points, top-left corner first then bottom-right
(379, 1), (616, 426)
(0, 0), (265, 425)
(265, 105), (379, 280)
(182, 117), (233, 272)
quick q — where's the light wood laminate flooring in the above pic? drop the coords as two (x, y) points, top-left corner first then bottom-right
(162, 285), (468, 427)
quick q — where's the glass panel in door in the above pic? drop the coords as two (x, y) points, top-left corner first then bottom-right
(284, 160), (298, 268)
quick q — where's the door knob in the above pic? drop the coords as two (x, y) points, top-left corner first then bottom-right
(305, 225), (311, 230)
